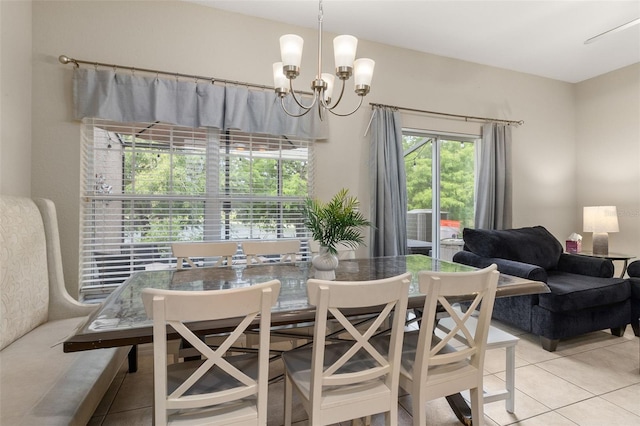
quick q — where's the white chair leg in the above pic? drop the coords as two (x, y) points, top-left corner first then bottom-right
(351, 417), (371, 426)
(245, 332), (259, 348)
(284, 374), (293, 426)
(470, 386), (484, 426)
(412, 388), (426, 426)
(505, 345), (516, 413)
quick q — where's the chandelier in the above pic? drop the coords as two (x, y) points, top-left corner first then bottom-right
(272, 0), (375, 119)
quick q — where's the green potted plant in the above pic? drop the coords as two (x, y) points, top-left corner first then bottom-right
(302, 188), (372, 279)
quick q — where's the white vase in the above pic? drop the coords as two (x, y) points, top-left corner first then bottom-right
(312, 246), (339, 280)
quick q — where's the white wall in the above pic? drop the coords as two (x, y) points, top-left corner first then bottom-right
(28, 1), (638, 294)
(1, 0), (32, 196)
(576, 64), (640, 270)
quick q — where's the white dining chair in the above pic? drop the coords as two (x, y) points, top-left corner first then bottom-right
(282, 272), (411, 426)
(171, 241), (237, 269)
(242, 239), (300, 264)
(389, 264), (499, 426)
(141, 279), (281, 426)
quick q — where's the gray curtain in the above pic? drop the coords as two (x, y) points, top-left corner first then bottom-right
(370, 107), (408, 256)
(476, 122), (513, 229)
(72, 68), (327, 139)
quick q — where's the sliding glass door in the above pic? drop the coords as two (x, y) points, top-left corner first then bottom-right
(403, 130), (477, 259)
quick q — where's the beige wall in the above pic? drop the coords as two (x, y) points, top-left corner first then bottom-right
(15, 0), (638, 294)
(576, 64), (640, 268)
(1, 0), (32, 196)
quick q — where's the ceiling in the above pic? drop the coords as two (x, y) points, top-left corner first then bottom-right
(190, 0), (640, 83)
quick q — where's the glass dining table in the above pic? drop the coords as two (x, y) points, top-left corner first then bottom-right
(65, 254), (547, 362)
(64, 254), (548, 426)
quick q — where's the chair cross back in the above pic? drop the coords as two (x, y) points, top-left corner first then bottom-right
(403, 264), (499, 426)
(416, 266), (499, 372)
(282, 272), (411, 426)
(171, 241), (237, 269)
(318, 287), (398, 385)
(142, 279), (280, 426)
(242, 240), (300, 264)
(428, 281), (488, 366)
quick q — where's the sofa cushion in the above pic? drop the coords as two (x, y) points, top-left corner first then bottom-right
(0, 316), (129, 426)
(630, 278), (640, 299)
(538, 272), (630, 312)
(0, 196), (49, 350)
(463, 226), (563, 271)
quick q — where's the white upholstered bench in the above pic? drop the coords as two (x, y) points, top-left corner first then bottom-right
(0, 196), (130, 425)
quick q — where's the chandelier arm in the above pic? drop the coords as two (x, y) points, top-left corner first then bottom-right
(288, 79), (318, 110)
(326, 79), (347, 111)
(281, 96), (313, 118)
(326, 96), (365, 117)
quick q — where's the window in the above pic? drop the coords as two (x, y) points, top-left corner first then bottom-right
(403, 130), (477, 260)
(80, 118), (314, 297)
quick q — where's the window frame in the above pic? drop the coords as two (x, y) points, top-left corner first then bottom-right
(79, 118), (314, 298)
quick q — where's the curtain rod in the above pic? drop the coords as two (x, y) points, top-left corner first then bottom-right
(369, 102), (524, 126)
(58, 55), (313, 95)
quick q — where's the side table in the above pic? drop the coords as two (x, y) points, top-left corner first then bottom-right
(572, 251), (636, 278)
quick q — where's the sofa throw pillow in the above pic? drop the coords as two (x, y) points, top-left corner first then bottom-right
(463, 226), (563, 270)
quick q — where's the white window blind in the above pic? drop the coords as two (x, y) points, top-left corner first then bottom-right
(80, 118), (315, 297)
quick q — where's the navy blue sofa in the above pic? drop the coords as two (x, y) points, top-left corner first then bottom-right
(453, 226), (631, 351)
(627, 260), (640, 336)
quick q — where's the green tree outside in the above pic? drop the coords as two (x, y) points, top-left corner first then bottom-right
(121, 135), (309, 243)
(403, 136), (475, 230)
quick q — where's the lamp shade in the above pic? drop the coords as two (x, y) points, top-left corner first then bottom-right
(333, 35), (358, 68)
(280, 34), (304, 67)
(321, 73), (335, 102)
(273, 62), (288, 89)
(583, 206), (619, 233)
(353, 58), (375, 86)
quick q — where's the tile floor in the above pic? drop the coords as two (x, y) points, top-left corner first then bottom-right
(89, 322), (639, 426)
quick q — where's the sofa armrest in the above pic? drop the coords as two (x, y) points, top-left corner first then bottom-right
(556, 253), (614, 278)
(453, 251), (548, 282)
(627, 260), (640, 278)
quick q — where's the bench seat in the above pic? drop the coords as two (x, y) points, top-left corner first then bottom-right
(0, 195), (130, 425)
(0, 317), (129, 425)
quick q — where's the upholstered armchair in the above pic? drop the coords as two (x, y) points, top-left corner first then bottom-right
(453, 226), (631, 351)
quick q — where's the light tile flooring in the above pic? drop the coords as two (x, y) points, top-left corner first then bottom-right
(89, 322), (639, 426)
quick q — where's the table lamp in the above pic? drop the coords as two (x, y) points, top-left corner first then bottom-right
(583, 206), (619, 255)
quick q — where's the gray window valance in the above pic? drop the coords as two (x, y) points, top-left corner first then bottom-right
(72, 68), (328, 139)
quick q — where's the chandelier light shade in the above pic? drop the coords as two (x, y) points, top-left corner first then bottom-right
(272, 62), (288, 92)
(583, 205), (619, 255)
(279, 35), (304, 71)
(333, 35), (358, 69)
(273, 0), (375, 119)
(354, 58), (375, 90)
(321, 73), (335, 101)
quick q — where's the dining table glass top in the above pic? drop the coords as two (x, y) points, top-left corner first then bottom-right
(77, 255), (547, 338)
